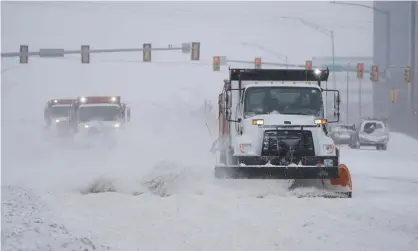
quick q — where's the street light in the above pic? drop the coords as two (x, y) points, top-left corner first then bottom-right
(329, 1), (391, 69)
(241, 42), (290, 68)
(281, 16), (337, 119)
(281, 16), (336, 89)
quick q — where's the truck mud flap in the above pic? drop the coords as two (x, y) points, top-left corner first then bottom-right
(214, 165), (340, 179)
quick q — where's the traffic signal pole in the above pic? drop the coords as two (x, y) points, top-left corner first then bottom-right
(2, 43), (200, 64)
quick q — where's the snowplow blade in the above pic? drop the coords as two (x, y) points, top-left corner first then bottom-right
(214, 165), (340, 179)
(330, 164), (353, 192)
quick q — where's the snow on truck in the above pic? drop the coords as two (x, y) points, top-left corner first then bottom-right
(213, 68), (352, 198)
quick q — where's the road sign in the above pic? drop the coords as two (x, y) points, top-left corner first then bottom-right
(39, 49), (65, 57)
(182, 43), (191, 54)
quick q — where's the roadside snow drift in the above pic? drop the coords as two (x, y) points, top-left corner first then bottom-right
(1, 185), (110, 251)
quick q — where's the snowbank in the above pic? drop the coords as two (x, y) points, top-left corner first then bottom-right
(1, 185), (109, 251)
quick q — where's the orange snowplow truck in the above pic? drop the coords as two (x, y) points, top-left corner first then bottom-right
(213, 68), (352, 198)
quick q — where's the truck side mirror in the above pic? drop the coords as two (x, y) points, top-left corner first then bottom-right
(44, 108), (51, 126)
(324, 89), (340, 123)
(126, 107), (131, 122)
(334, 93), (341, 107)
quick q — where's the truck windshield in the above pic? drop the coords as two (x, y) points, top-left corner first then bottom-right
(244, 86), (323, 116)
(50, 106), (70, 118)
(79, 106), (121, 122)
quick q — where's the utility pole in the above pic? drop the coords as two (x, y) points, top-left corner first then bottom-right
(411, 1), (416, 112)
(281, 16), (336, 112)
(331, 30), (336, 90)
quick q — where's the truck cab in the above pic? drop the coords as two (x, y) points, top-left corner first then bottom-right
(216, 68), (343, 180)
(69, 96), (131, 134)
(44, 98), (76, 128)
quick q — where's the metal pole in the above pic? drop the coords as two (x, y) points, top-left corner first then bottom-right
(346, 71), (349, 123)
(411, 1), (416, 111)
(359, 78), (362, 119)
(386, 13), (391, 69)
(331, 30), (336, 90)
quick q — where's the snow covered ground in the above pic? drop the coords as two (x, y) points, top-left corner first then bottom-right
(2, 112), (418, 250)
(2, 2), (418, 251)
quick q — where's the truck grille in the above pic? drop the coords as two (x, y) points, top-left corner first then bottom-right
(261, 129), (315, 157)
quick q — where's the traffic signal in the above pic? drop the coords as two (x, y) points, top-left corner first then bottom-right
(390, 88), (398, 103)
(370, 65), (379, 82)
(19, 45), (29, 64)
(213, 56), (220, 71)
(357, 63), (364, 79)
(81, 45), (90, 64)
(191, 42), (200, 61)
(254, 57), (262, 69)
(405, 66), (411, 83)
(305, 60), (312, 70)
(143, 43), (151, 62)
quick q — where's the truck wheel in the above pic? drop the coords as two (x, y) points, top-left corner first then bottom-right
(349, 139), (358, 149)
(381, 144), (387, 150)
(214, 166), (228, 179)
(376, 145), (381, 150)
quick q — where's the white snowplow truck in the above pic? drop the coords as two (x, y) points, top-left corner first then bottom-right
(213, 68), (352, 198)
(68, 96), (131, 138)
(44, 98), (75, 136)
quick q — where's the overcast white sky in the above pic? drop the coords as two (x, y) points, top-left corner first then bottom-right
(1, 1), (374, 116)
(1, 1), (373, 64)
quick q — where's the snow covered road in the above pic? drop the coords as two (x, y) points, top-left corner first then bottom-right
(2, 62), (417, 251)
(3, 116), (418, 250)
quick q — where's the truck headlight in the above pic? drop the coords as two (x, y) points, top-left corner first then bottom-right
(55, 119), (60, 123)
(314, 119), (327, 125)
(323, 144), (335, 154)
(113, 123), (120, 128)
(84, 124), (89, 128)
(239, 144), (251, 153)
(252, 119), (264, 125)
